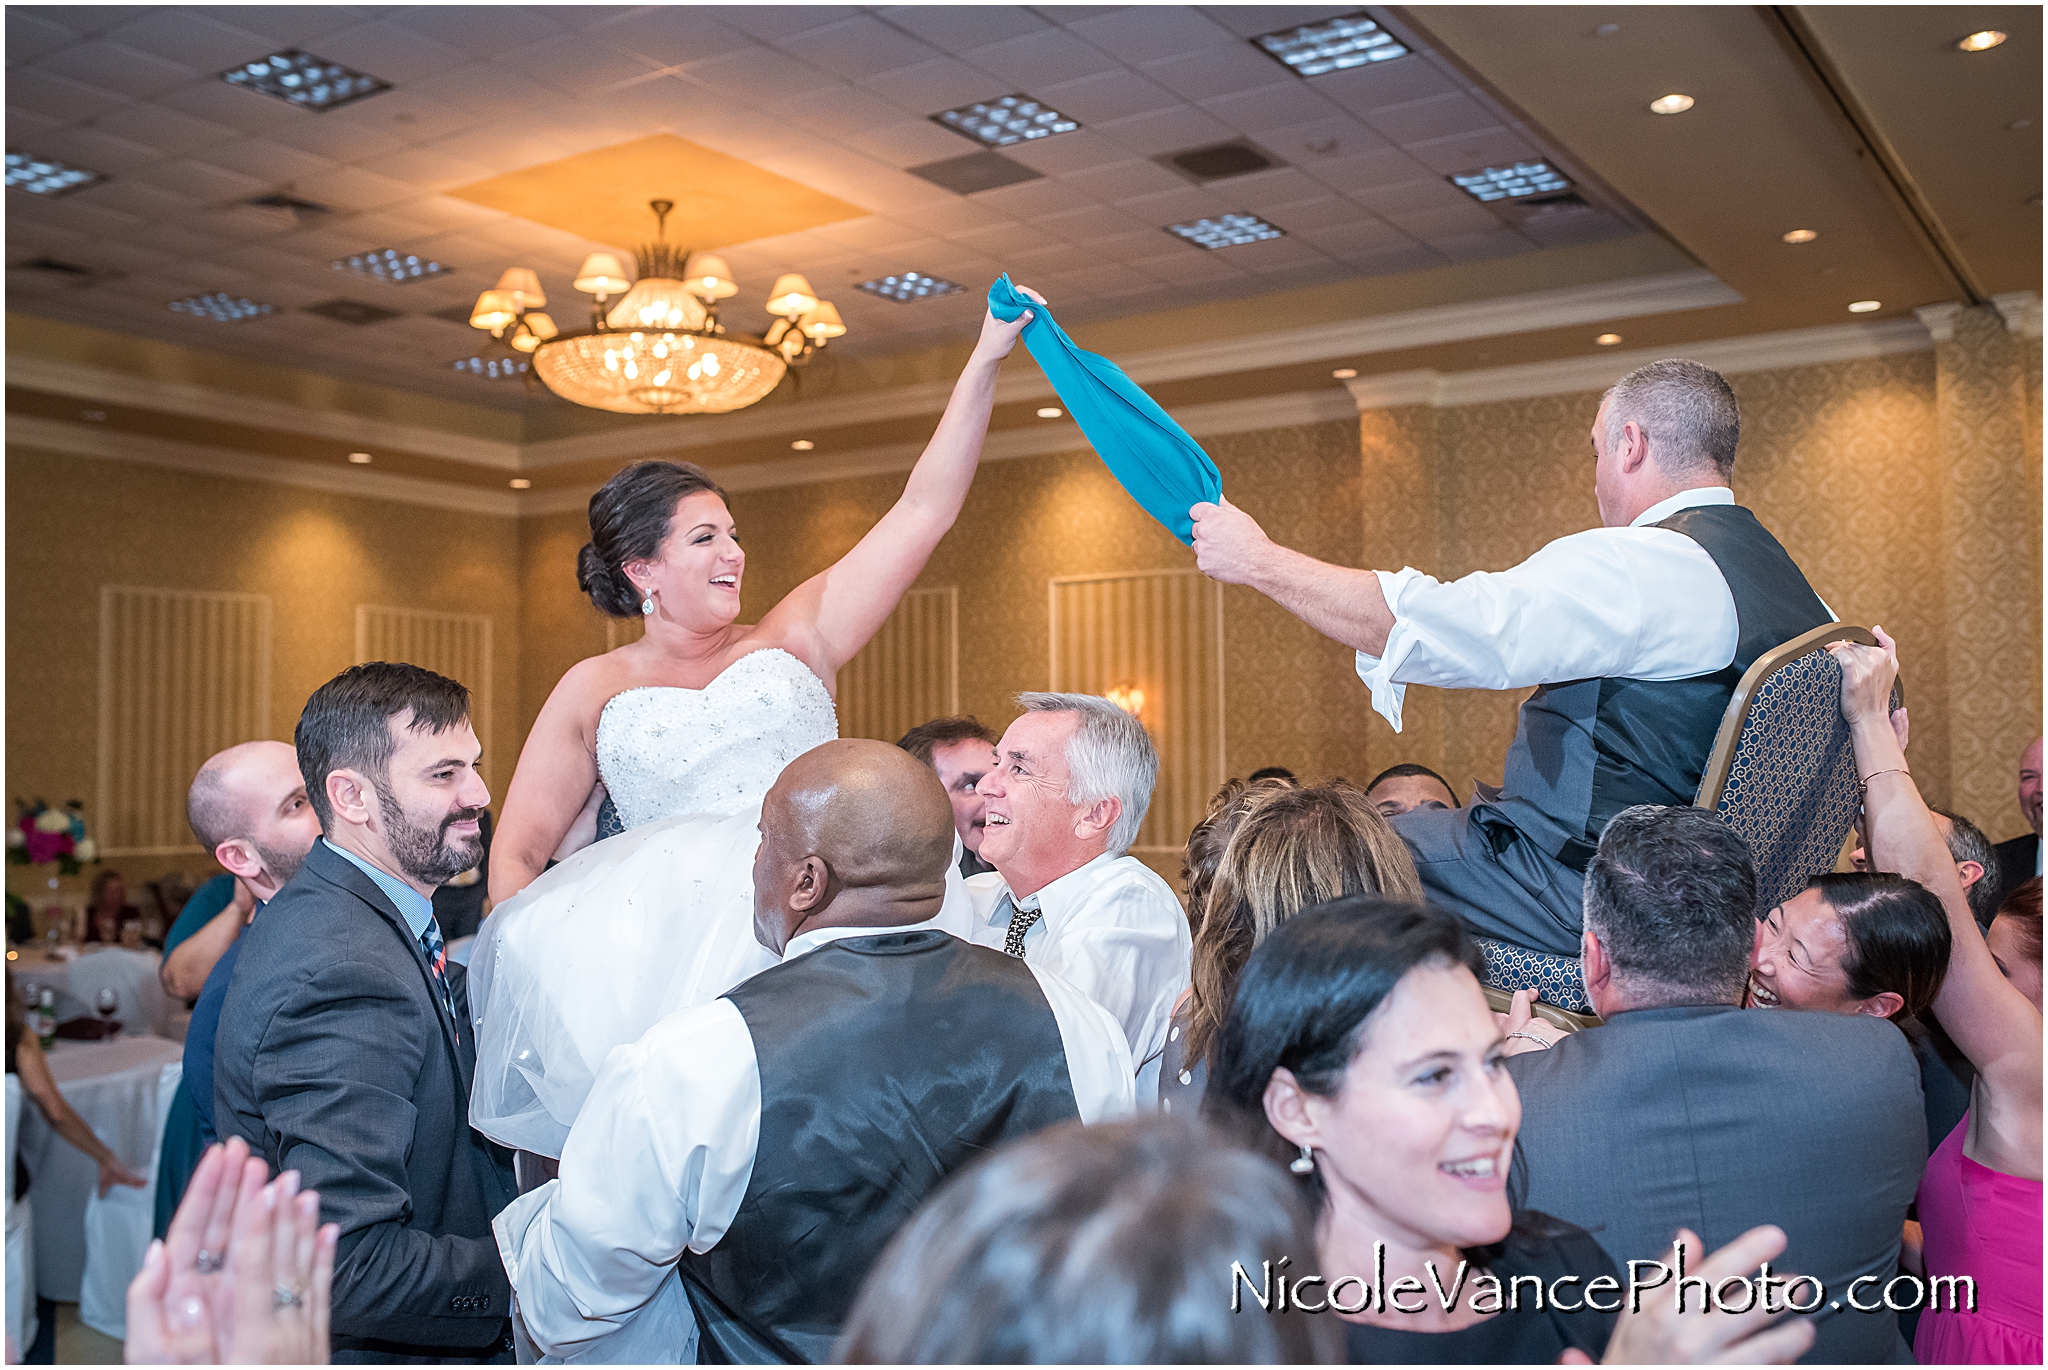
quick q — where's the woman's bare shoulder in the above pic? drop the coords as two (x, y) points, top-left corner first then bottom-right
(543, 647), (646, 724)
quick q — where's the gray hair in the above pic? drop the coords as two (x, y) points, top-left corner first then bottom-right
(1933, 808), (2001, 926)
(1016, 692), (1158, 856)
(1602, 359), (1741, 479)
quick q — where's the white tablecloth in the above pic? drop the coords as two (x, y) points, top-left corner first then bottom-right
(14, 1032), (182, 1302)
(9, 946), (176, 1038)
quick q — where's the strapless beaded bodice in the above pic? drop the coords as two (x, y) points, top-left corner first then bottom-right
(595, 648), (838, 829)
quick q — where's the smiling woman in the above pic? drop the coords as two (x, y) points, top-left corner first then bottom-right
(1747, 874), (1952, 1021)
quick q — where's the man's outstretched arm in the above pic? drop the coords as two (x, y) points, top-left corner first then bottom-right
(1190, 497), (1394, 656)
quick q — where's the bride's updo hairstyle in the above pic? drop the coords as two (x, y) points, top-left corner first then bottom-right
(578, 460), (729, 618)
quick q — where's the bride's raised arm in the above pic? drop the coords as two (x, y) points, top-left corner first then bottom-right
(763, 290), (1040, 679)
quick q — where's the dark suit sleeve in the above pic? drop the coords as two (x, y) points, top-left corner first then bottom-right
(250, 957), (509, 1347)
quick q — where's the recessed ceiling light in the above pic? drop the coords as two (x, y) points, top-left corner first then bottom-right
(169, 292), (272, 322)
(856, 271), (965, 303)
(1957, 30), (2007, 51)
(1036, 407), (1064, 419)
(450, 356), (529, 380)
(1649, 94), (1695, 115)
(1332, 368), (1358, 379)
(1594, 23), (1622, 37)
(335, 248), (449, 284)
(1252, 13), (1408, 77)
(1167, 213), (1286, 249)
(509, 478), (532, 489)
(1847, 300), (1882, 313)
(790, 440), (815, 451)
(1595, 333), (1623, 346)
(5, 152), (105, 197)
(1781, 229), (1818, 244)
(347, 452), (372, 464)
(1449, 160), (1572, 203)
(222, 50), (391, 112)
(933, 95), (1078, 147)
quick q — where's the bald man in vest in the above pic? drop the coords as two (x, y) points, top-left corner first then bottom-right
(1191, 359), (1832, 957)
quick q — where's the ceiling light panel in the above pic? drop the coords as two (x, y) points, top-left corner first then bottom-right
(1167, 213), (1286, 249)
(452, 357), (530, 380)
(1450, 161), (1573, 203)
(1253, 13), (1409, 77)
(334, 248), (450, 284)
(6, 152), (105, 197)
(934, 95), (1079, 147)
(221, 50), (392, 112)
(170, 293), (273, 322)
(856, 271), (966, 303)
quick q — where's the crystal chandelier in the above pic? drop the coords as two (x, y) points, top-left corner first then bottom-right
(467, 199), (846, 415)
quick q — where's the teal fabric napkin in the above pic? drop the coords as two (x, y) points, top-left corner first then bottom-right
(987, 273), (1222, 545)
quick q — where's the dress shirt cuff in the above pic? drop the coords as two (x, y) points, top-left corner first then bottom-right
(490, 1179), (555, 1296)
(1352, 567), (1423, 732)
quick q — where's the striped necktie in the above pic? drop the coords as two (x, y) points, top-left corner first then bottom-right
(999, 891), (1044, 959)
(419, 915), (457, 1040)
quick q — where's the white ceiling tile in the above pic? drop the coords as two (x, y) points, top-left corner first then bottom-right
(15, 6), (158, 40)
(1218, 166), (1330, 209)
(1109, 182), (1238, 226)
(88, 100), (239, 156)
(879, 5), (1049, 51)
(399, 195), (512, 231)
(1363, 92), (1499, 146)
(1092, 104), (1237, 156)
(494, 33), (662, 99)
(1350, 176), (1470, 217)
(810, 215), (929, 253)
(961, 27), (1122, 91)
(310, 20), (474, 84)
(385, 5), (569, 59)
(152, 76), (307, 134)
(350, 88), (490, 149)
(1430, 227), (1535, 264)
(1306, 147), (1435, 196)
(580, 8), (754, 68)
(7, 10), (82, 62)
(1140, 47), (1293, 104)
(1124, 249), (1245, 286)
(967, 176), (1097, 219)
(779, 84), (912, 138)
(1260, 114), (1385, 164)
(186, 7), (368, 49)
(885, 194), (1009, 235)
(1065, 7), (1237, 66)
(1404, 127), (1541, 176)
(999, 128), (1131, 176)
(262, 106), (409, 162)
(1085, 228), (1180, 262)
(834, 118), (971, 170)
(1313, 57), (1459, 116)
(353, 145), (499, 192)
(1198, 6), (1363, 40)
(777, 14), (942, 81)
(99, 12), (275, 73)
(858, 57), (1003, 116)
(292, 163), (432, 214)
(1518, 211), (1633, 251)
(1293, 217), (1415, 257)
(1060, 157), (1187, 201)
(718, 6), (864, 45)
(1251, 194), (1369, 232)
(11, 123), (160, 175)
(1034, 70), (1179, 125)
(196, 136), (342, 185)
(1386, 201), (1505, 238)
(677, 45), (839, 99)
(7, 67), (132, 121)
(1197, 79), (1346, 135)
(947, 221), (1047, 257)
(1031, 203), (1149, 244)
(408, 62), (546, 122)
(1219, 234), (1330, 271)
(80, 177), (207, 221)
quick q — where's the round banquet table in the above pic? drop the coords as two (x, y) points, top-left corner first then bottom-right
(14, 1032), (183, 1301)
(8, 946), (176, 1038)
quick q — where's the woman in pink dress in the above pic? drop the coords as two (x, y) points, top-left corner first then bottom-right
(1839, 630), (2042, 1364)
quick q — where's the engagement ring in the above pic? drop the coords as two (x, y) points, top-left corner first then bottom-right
(194, 1250), (224, 1274)
(272, 1285), (304, 1310)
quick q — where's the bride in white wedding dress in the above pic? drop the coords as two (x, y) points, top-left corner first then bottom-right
(470, 290), (1041, 1158)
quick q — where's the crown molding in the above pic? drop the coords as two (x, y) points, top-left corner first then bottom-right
(1344, 317), (1934, 411)
(3, 354), (525, 470)
(8, 415), (523, 517)
(1992, 291), (2042, 339)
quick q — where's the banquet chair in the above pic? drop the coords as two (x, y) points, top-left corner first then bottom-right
(77, 1059), (183, 1340)
(67, 947), (176, 1039)
(1695, 623), (1892, 917)
(6, 1074), (37, 1358)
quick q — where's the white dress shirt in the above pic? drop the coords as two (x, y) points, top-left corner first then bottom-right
(493, 920), (1134, 1364)
(939, 851), (1192, 1106)
(1356, 487), (1761, 732)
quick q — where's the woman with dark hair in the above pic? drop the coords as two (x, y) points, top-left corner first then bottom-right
(837, 1115), (1339, 1364)
(473, 291), (1043, 1159)
(1835, 630), (2040, 1365)
(1159, 781), (1417, 1114)
(1746, 870), (1952, 1019)
(1986, 877), (2041, 1012)
(83, 870), (138, 945)
(1206, 898), (1815, 1364)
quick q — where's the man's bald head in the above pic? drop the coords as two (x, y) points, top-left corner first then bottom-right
(751, 739), (957, 954)
(189, 741), (296, 849)
(186, 740), (321, 899)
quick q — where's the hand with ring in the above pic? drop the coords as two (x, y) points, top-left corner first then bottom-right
(1493, 988), (1557, 1055)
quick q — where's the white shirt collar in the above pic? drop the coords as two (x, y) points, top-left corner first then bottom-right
(782, 919), (941, 963)
(989, 849), (1120, 928)
(1630, 485), (1734, 528)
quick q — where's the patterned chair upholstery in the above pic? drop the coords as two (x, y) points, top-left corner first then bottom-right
(1474, 624), (1888, 1023)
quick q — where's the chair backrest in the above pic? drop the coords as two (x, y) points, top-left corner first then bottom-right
(1694, 623), (1896, 915)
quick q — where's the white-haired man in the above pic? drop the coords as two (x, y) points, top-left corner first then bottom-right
(941, 693), (1190, 1102)
(1192, 359), (1833, 959)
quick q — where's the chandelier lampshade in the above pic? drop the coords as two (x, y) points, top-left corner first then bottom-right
(474, 200), (844, 416)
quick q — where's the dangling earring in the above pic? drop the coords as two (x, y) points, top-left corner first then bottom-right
(640, 591), (655, 616)
(1289, 1143), (1315, 1175)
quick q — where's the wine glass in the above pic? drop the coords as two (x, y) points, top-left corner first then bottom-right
(95, 987), (118, 1036)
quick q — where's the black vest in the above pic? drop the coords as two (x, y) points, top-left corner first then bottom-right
(679, 929), (1079, 1363)
(1492, 503), (1830, 861)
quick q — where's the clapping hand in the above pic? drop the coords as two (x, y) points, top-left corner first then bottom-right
(975, 283), (1044, 362)
(1561, 1225), (1816, 1365)
(126, 1136), (338, 1364)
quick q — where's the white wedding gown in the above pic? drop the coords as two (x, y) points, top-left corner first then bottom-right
(468, 647), (971, 1158)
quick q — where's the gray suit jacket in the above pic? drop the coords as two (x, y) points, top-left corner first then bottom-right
(1506, 1004), (1924, 1365)
(215, 841), (516, 1361)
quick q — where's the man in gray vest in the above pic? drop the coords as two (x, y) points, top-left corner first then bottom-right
(493, 739), (1133, 1363)
(1190, 360), (1831, 956)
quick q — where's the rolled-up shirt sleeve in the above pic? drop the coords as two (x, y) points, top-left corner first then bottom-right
(1353, 527), (1740, 731)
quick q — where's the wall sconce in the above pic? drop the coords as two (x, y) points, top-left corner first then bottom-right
(1105, 683), (1147, 719)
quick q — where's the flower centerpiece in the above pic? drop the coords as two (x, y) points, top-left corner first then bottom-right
(8, 799), (97, 874)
